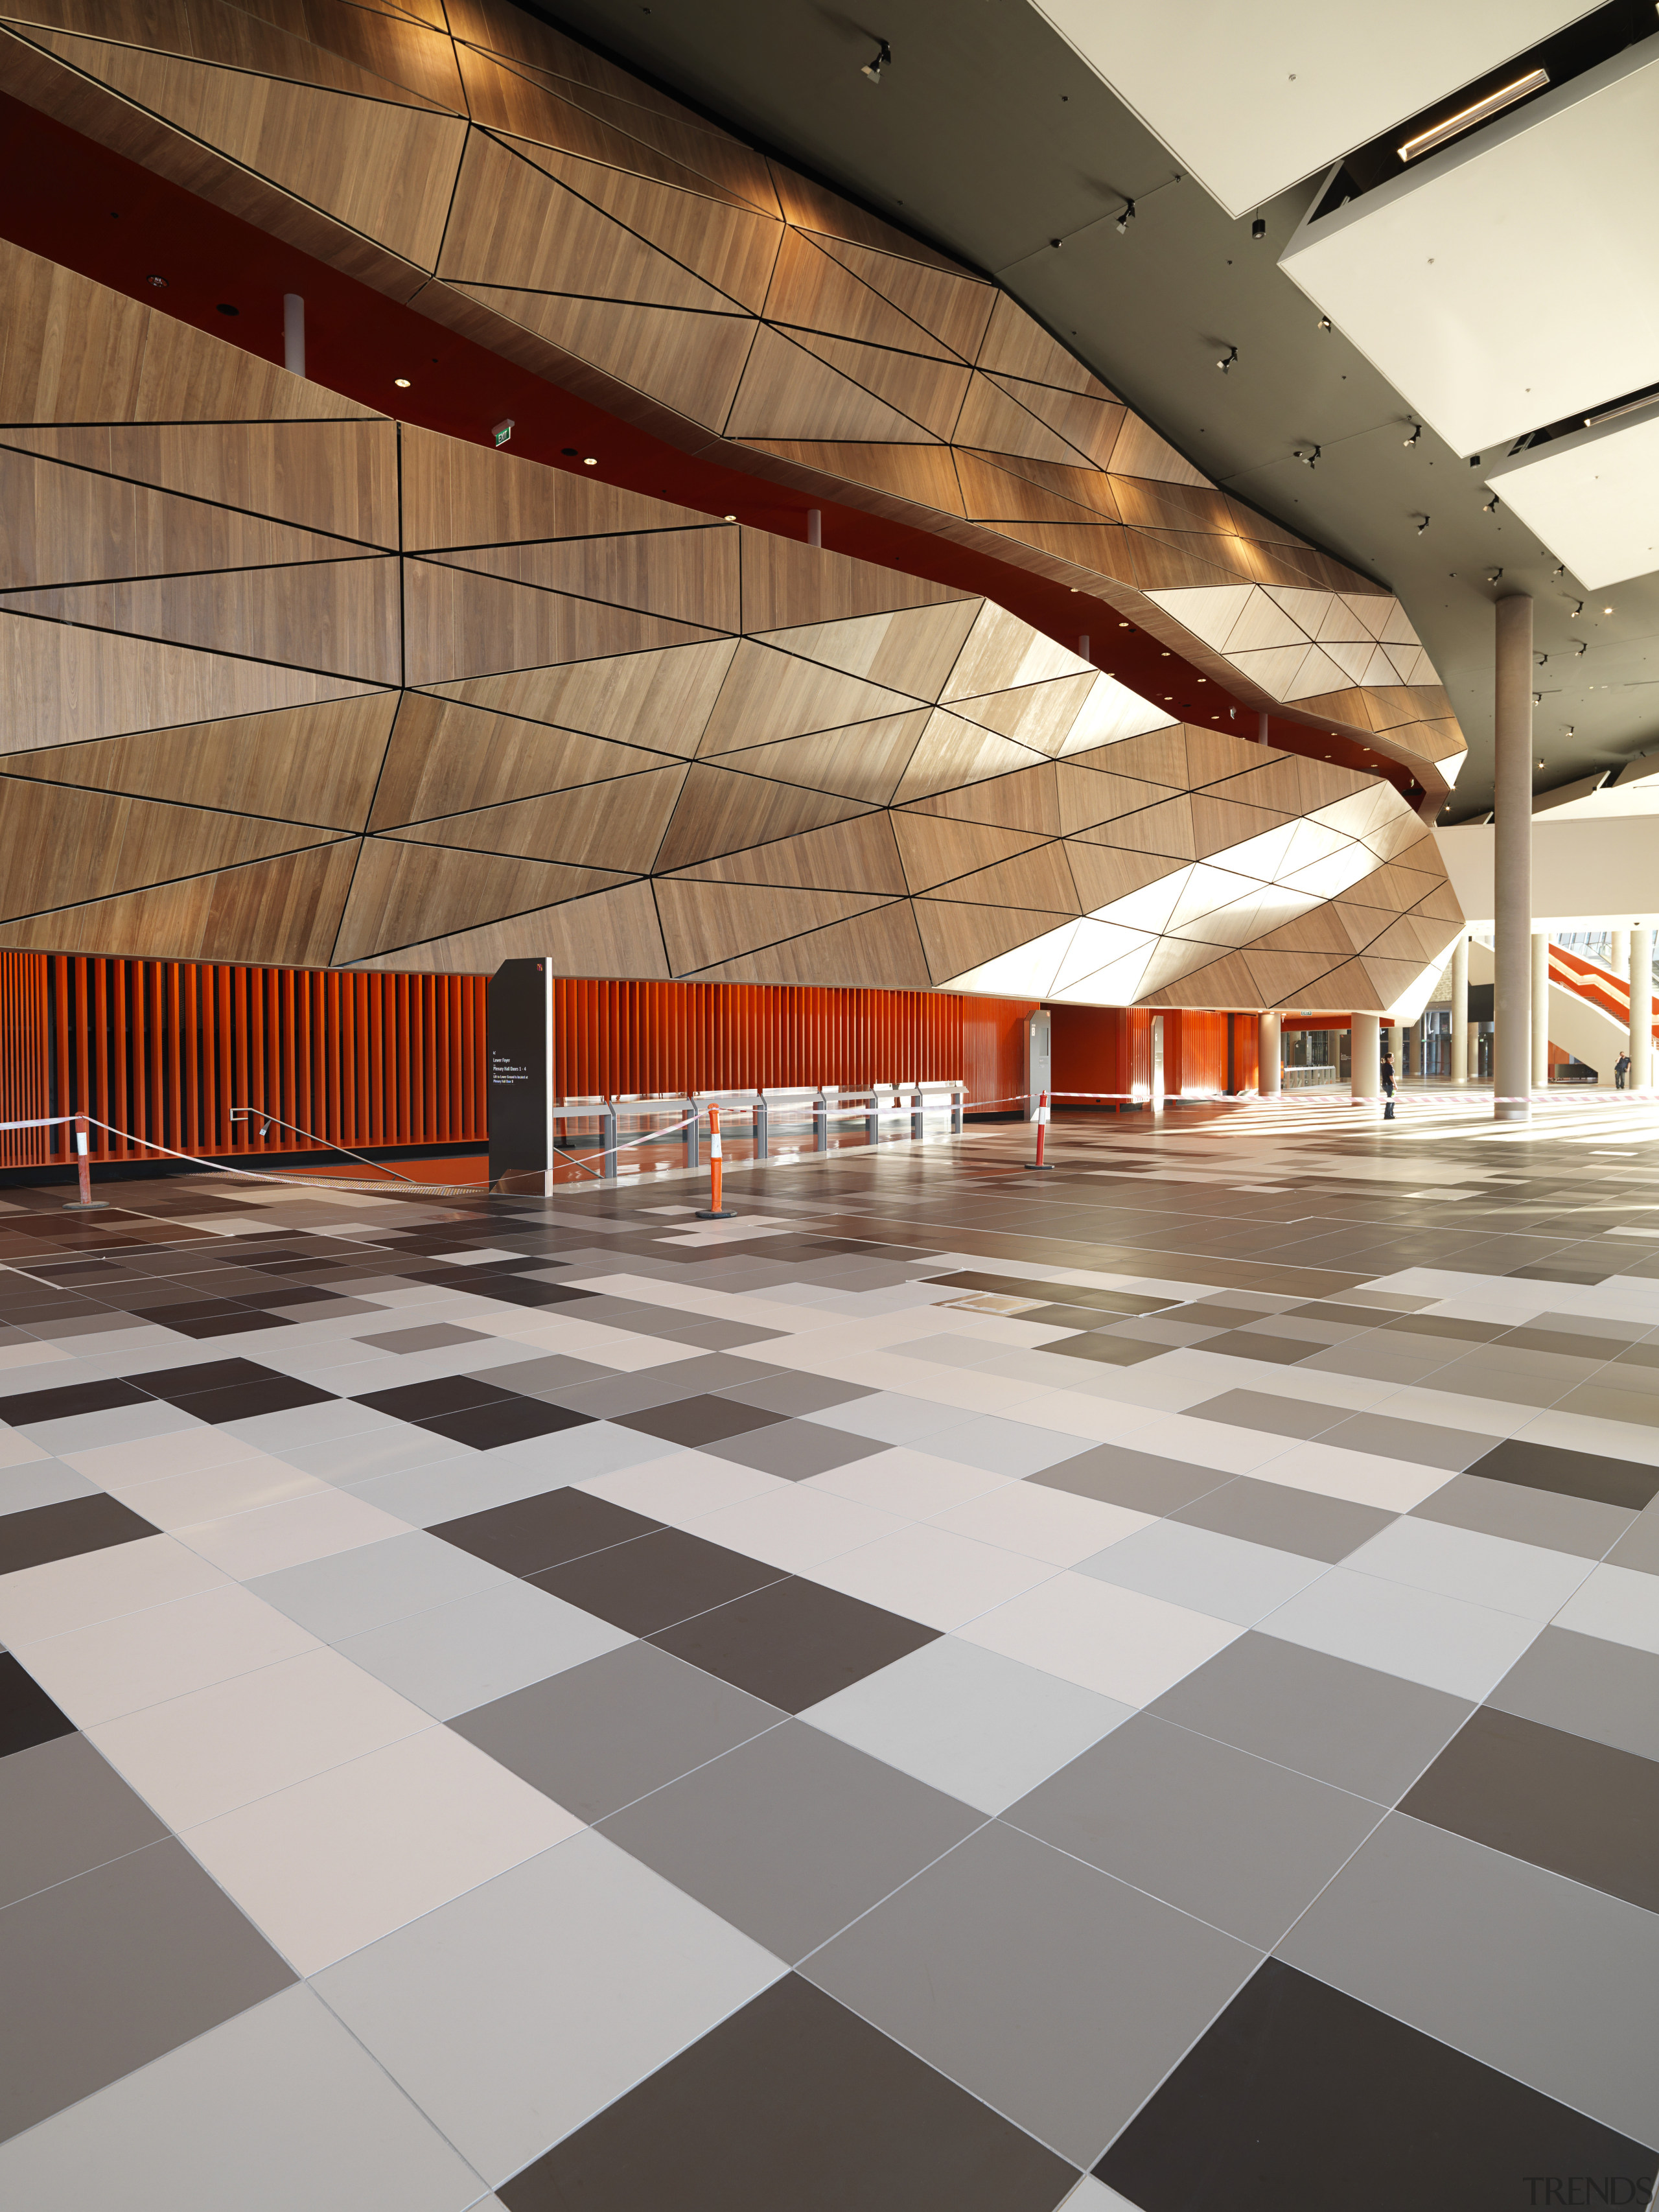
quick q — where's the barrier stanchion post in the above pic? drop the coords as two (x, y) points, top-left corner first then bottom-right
(1023, 1091), (1054, 1170)
(696, 1104), (733, 1220)
(911, 1087), (925, 1142)
(754, 1093), (768, 1161)
(683, 1099), (699, 1170)
(600, 1104), (618, 1180)
(866, 1092), (881, 1146)
(813, 1093), (828, 1152)
(64, 1112), (108, 1211)
(951, 1085), (964, 1136)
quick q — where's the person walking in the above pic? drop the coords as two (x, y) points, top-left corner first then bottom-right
(1381, 1045), (1396, 1121)
(1616, 1051), (1631, 1090)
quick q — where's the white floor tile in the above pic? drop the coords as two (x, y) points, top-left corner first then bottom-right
(184, 1727), (583, 1975)
(958, 1571), (1242, 1705)
(807, 1522), (1059, 1631)
(1234, 1439), (1455, 1513)
(313, 1830), (783, 2187)
(88, 1644), (432, 1827)
(686, 1484), (909, 1572)
(929, 1480), (1152, 1566)
(1076, 1520), (1330, 1627)
(1551, 1563), (1659, 1654)
(0, 1533), (226, 1646)
(803, 1446), (1010, 1517)
(337, 1579), (632, 1719)
(579, 1450), (785, 1522)
(14, 1579), (321, 1727)
(175, 1487), (413, 1579)
(1257, 1566), (1543, 1698)
(59, 1427), (265, 1486)
(246, 1531), (514, 1644)
(100, 1456), (331, 1530)
(1343, 1516), (1595, 1622)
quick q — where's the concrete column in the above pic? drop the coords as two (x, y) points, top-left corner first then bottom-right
(1633, 927), (1654, 1091)
(1384, 1021), (1401, 1076)
(1257, 1012), (1281, 1096)
(1614, 929), (1630, 981)
(1493, 596), (1533, 1119)
(1531, 933), (1551, 1088)
(1450, 936), (1469, 1085)
(1351, 1012), (1381, 1102)
(1257, 711), (1270, 745)
(283, 294), (305, 377)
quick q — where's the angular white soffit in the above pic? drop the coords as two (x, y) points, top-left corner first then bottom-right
(1485, 402), (1659, 591)
(1023, 0), (1594, 219)
(1279, 35), (1659, 456)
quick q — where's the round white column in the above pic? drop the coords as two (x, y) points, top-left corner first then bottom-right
(1450, 937), (1469, 1086)
(1531, 933), (1551, 1089)
(1633, 927), (1654, 1091)
(1258, 1012), (1281, 1097)
(1493, 598), (1533, 1119)
(1351, 1012), (1381, 1102)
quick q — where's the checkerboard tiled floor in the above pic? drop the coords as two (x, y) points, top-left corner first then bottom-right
(2, 1104), (1657, 2208)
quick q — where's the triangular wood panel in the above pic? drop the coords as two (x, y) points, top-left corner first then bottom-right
(697, 640), (925, 755)
(892, 714), (1047, 804)
(0, 780), (347, 919)
(342, 876), (670, 975)
(1, 612), (383, 752)
(655, 878), (896, 975)
(1082, 796), (1197, 862)
(0, 841), (360, 966)
(949, 673), (1097, 754)
(399, 424), (705, 552)
(2, 561), (400, 684)
(762, 228), (955, 358)
(430, 640), (737, 752)
(770, 169), (972, 275)
(450, 287), (754, 429)
(435, 529), (741, 633)
(952, 378), (1085, 466)
(785, 331), (971, 441)
(953, 452), (1119, 528)
(988, 377), (1125, 469)
(1189, 795), (1296, 862)
(935, 845), (1082, 915)
(942, 603), (1087, 701)
(653, 765), (873, 870)
(403, 561), (721, 685)
(914, 899), (1078, 983)
(1055, 765), (1179, 833)
(5, 696), (397, 831)
(959, 448), (1122, 520)
(734, 441), (968, 515)
(1064, 843), (1184, 914)
(29, 37), (467, 269)
(725, 327), (941, 443)
(335, 839), (632, 960)
(809, 237), (995, 363)
(371, 693), (680, 826)
(667, 813), (907, 895)
(891, 815), (1050, 893)
(974, 294), (1106, 393)
(26, 11), (464, 110)
(901, 762), (1059, 835)
(738, 532), (973, 631)
(384, 767), (686, 872)
(709, 714), (932, 805)
(687, 901), (933, 988)
(755, 601), (980, 699)
(5, 423), (399, 548)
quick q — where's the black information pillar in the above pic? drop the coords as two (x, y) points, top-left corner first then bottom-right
(487, 959), (549, 1190)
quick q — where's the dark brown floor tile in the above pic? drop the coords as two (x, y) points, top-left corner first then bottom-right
(0, 1377), (149, 1426)
(1191, 1331), (1316, 1364)
(531, 1527), (787, 1635)
(354, 1375), (518, 1423)
(1096, 1958), (1654, 2212)
(650, 1576), (938, 1712)
(1463, 1436), (1659, 1512)
(415, 1398), (593, 1450)
(0, 1493), (160, 1577)
(499, 1973), (1073, 2212)
(1398, 1705), (1659, 1912)
(614, 1394), (790, 1447)
(431, 1488), (660, 1575)
(0, 1653), (76, 1761)
(168, 1376), (338, 1424)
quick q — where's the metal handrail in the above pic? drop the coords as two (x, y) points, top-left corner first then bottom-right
(228, 1107), (421, 1183)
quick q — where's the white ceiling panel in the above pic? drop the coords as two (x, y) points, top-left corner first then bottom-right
(1279, 37), (1659, 455)
(1025, 0), (1595, 218)
(1485, 403), (1659, 590)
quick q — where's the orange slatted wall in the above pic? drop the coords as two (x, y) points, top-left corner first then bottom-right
(1051, 1007), (1259, 1099)
(3, 959), (1039, 1170)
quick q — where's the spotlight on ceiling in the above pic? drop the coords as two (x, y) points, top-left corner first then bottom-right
(1216, 344), (1238, 374)
(1403, 421), (1421, 447)
(393, 377), (411, 389)
(1570, 600), (1584, 618)
(1483, 493), (1500, 513)
(1533, 692), (1542, 704)
(1487, 567), (1503, 583)
(146, 273), (167, 288)
(1117, 199), (1136, 234)
(1316, 316), (1332, 333)
(1251, 218), (1266, 240)
(1551, 563), (1565, 577)
(861, 38), (890, 83)
(1566, 725), (1575, 736)
(1295, 445), (1321, 469)
(1415, 514), (1430, 533)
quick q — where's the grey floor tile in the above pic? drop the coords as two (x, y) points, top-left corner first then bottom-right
(699, 1419), (890, 1480)
(0, 1459), (99, 1517)
(247, 1530), (515, 1643)
(359, 1323), (493, 1355)
(1607, 1505), (1659, 1574)
(314, 1828), (783, 2188)
(1172, 1475), (1397, 1562)
(923, 1414), (1094, 1476)
(804, 1393), (971, 1445)
(1182, 1390), (1336, 1440)
(802, 1636), (1131, 1814)
(0, 1732), (168, 1911)
(338, 1578), (632, 1720)
(1032, 1443), (1231, 1516)
(801, 1818), (1259, 2169)
(0, 1983), (483, 2211)
(1005, 1712), (1384, 1947)
(1341, 1515), (1594, 1622)
(1075, 1520), (1328, 1626)
(21, 1401), (198, 1454)
(0, 1837), (294, 2145)
(1148, 1630), (1472, 1802)
(1259, 1564), (1544, 1698)
(599, 1719), (981, 1964)
(1410, 1470), (1636, 1557)
(450, 1639), (785, 1821)
(1279, 1811), (1659, 2148)
(1315, 1410), (1500, 1470)
(1486, 1625), (1659, 1764)
(482, 1353), (618, 1396)
(717, 1373), (877, 1417)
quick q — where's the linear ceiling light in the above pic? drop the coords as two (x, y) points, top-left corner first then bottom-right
(1398, 69), (1549, 162)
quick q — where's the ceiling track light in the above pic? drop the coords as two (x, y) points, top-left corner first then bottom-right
(1413, 513), (1430, 534)
(1216, 343), (1238, 373)
(1574, 641), (1587, 657)
(1483, 493), (1500, 513)
(1398, 67), (1549, 162)
(1570, 600), (1584, 618)
(1116, 198), (1136, 234)
(1316, 316), (1332, 334)
(1294, 445), (1321, 469)
(861, 37), (890, 82)
(1251, 218), (1266, 240)
(1487, 566), (1503, 583)
(1403, 421), (1422, 447)
(1551, 563), (1565, 578)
